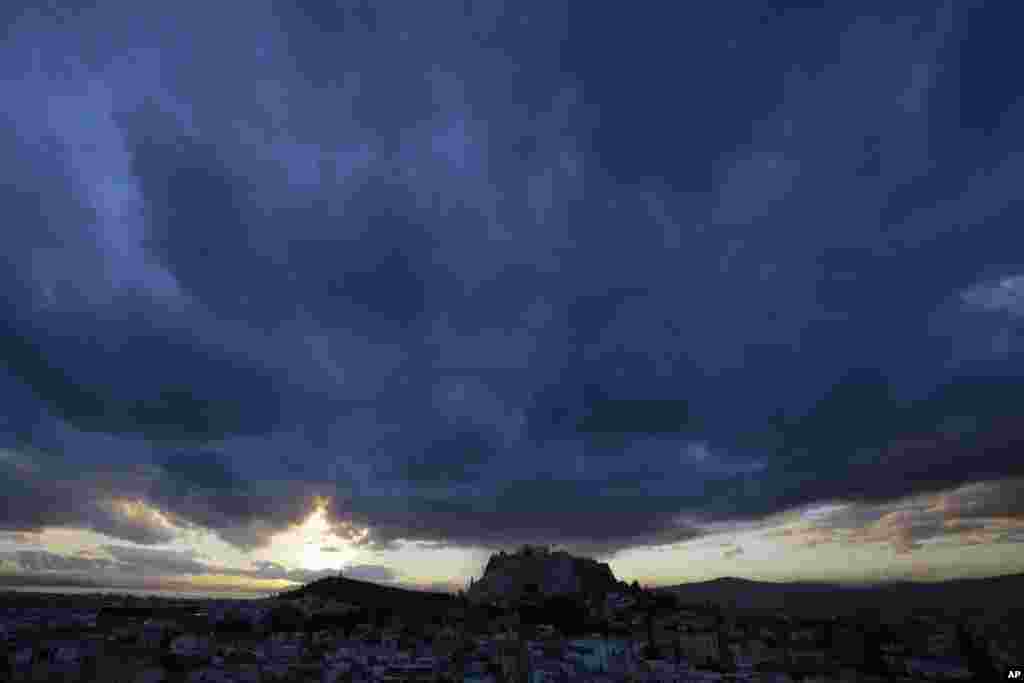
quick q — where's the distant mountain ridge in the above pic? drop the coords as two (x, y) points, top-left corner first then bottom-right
(279, 567), (1024, 621)
(659, 573), (1024, 618)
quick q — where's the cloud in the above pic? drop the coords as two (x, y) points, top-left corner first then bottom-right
(934, 478), (1024, 520)
(735, 372), (1024, 520)
(159, 449), (241, 493)
(722, 545), (744, 560)
(768, 526), (838, 550)
(961, 275), (1024, 317)
(711, 152), (800, 226)
(341, 564), (399, 583)
(101, 545), (210, 575)
(8, 550), (117, 573)
(388, 429), (498, 485)
(242, 560), (339, 585)
(0, 445), (180, 545)
(0, 547), (206, 589)
(768, 478), (1024, 554)
(145, 446), (331, 550)
(0, 0), (1023, 584)
(0, 301), (285, 443)
(846, 511), (933, 554)
(576, 399), (693, 435)
(89, 499), (179, 546)
(337, 484), (705, 560)
(0, 532), (38, 544)
(0, 572), (110, 591)
(0, 548), (336, 592)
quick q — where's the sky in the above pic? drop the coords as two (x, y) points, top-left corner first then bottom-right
(1, 0), (1024, 597)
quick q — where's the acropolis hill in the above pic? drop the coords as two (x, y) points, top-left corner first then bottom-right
(466, 544), (623, 603)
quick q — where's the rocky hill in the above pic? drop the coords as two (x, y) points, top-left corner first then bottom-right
(279, 575), (456, 616)
(467, 545), (622, 603)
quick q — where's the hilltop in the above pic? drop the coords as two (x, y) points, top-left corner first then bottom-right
(279, 575), (457, 616)
(467, 544), (623, 603)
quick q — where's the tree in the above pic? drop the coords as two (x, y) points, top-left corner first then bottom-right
(655, 592), (679, 611)
(862, 627), (885, 676)
(637, 590), (680, 662)
(634, 591), (660, 660)
(957, 621), (997, 680)
(265, 603), (306, 633)
(486, 660), (501, 678)
(216, 610), (253, 635)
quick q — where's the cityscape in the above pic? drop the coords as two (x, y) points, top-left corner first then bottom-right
(0, 544), (1020, 681)
(3, 0), (1024, 681)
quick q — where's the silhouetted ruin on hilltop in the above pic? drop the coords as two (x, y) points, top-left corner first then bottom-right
(468, 544), (622, 603)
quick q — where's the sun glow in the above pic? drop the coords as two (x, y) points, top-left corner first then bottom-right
(257, 498), (362, 572)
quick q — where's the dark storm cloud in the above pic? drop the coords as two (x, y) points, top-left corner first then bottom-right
(0, 297), (283, 442)
(146, 453), (326, 550)
(2, 0), (1024, 569)
(731, 374), (1024, 519)
(159, 450), (242, 493)
(576, 399), (692, 435)
(118, 100), (443, 335)
(0, 444), (177, 544)
(390, 430), (498, 485)
(335, 473), (705, 559)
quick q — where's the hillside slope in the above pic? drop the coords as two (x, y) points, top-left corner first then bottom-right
(660, 573), (1024, 618)
(280, 575), (457, 615)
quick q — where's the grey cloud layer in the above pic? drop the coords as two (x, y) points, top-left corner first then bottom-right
(770, 478), (1024, 555)
(0, 547), (341, 591)
(2, 0), (1024, 566)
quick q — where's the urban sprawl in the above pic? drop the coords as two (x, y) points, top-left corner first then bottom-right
(0, 549), (1019, 682)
